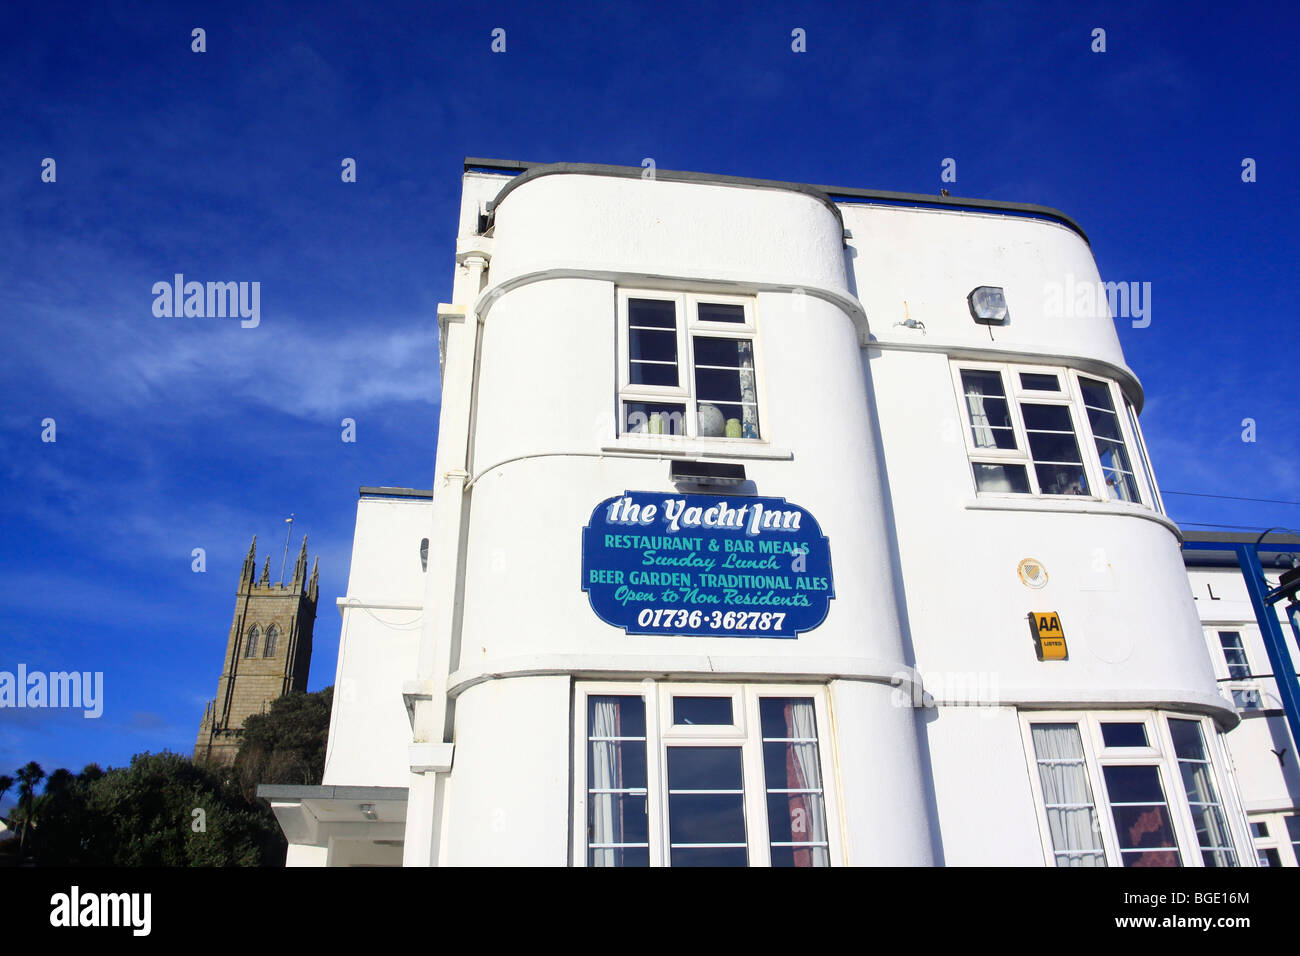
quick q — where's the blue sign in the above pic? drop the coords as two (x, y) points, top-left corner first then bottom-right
(581, 491), (834, 639)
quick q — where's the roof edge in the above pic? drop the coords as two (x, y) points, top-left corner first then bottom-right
(464, 157), (1089, 244)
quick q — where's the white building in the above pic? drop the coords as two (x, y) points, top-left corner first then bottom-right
(1183, 531), (1300, 866)
(262, 159), (1260, 867)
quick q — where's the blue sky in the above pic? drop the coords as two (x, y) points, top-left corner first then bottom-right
(1, 0), (1297, 791)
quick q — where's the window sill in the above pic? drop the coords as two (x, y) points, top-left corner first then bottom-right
(964, 495), (1181, 535)
(601, 437), (794, 461)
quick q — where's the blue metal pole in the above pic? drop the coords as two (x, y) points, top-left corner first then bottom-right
(1235, 544), (1300, 749)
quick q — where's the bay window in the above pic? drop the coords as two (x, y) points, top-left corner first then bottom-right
(617, 290), (762, 440)
(1024, 712), (1244, 867)
(952, 362), (1158, 507)
(577, 682), (836, 867)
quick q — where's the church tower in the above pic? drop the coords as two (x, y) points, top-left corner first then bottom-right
(194, 535), (319, 766)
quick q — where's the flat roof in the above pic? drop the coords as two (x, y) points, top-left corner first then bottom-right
(359, 486), (434, 499)
(257, 784), (409, 801)
(1181, 529), (1300, 568)
(464, 156), (1090, 245)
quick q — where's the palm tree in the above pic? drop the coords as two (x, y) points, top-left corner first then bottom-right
(15, 762), (45, 856)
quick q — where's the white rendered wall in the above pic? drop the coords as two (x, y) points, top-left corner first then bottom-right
(846, 201), (1236, 864)
(432, 171), (933, 865)
(322, 495), (428, 788)
(285, 843), (327, 867)
(439, 675), (572, 866)
(845, 204), (1131, 378)
(1190, 565), (1300, 816)
(489, 174), (849, 295)
(921, 706), (1046, 866)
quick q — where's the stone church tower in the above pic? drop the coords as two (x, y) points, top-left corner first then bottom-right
(194, 535), (319, 765)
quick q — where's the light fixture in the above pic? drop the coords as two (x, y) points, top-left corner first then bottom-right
(968, 286), (1009, 325)
(359, 803), (378, 820)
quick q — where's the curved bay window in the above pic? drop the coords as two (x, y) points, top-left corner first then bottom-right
(577, 682), (836, 867)
(1023, 712), (1242, 867)
(952, 362), (1161, 509)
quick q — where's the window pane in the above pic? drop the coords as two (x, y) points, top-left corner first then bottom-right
(1252, 821), (1269, 838)
(628, 298), (676, 329)
(1033, 463), (1090, 497)
(669, 846), (748, 866)
(672, 696), (733, 726)
(770, 844), (830, 867)
(1030, 724), (1107, 867)
(1020, 372), (1061, 391)
(1021, 402), (1089, 495)
(695, 367), (744, 403)
(668, 793), (747, 844)
(697, 302), (746, 324)
(1232, 688), (1262, 710)
(1100, 723), (1148, 748)
(629, 327), (677, 364)
(1168, 718), (1238, 866)
(759, 698), (829, 867)
(692, 337), (759, 439)
(1079, 378), (1141, 504)
(1102, 765), (1181, 867)
(667, 746), (747, 865)
(1021, 404), (1075, 431)
(1103, 764), (1167, 803)
(1126, 401), (1162, 512)
(628, 298), (680, 387)
(1258, 847), (1282, 866)
(960, 370), (1017, 449)
(972, 462), (1031, 493)
(667, 746), (743, 792)
(1219, 632), (1250, 679)
(623, 401), (686, 436)
(1026, 430), (1086, 464)
(587, 696), (649, 867)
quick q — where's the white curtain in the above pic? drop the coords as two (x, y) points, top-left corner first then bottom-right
(589, 699), (622, 867)
(965, 390), (996, 448)
(739, 341), (759, 438)
(1031, 724), (1106, 867)
(1172, 721), (1238, 866)
(784, 700), (829, 867)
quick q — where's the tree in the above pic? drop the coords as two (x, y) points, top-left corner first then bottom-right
(8, 754), (283, 866)
(234, 686), (333, 801)
(0, 773), (13, 808)
(15, 761), (44, 856)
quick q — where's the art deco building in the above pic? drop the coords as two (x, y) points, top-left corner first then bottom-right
(261, 159), (1255, 867)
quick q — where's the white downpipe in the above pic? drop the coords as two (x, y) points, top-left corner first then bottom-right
(403, 250), (488, 867)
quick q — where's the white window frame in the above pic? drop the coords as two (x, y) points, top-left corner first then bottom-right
(1020, 710), (1247, 867)
(616, 289), (766, 442)
(573, 680), (842, 867)
(951, 361), (1154, 507)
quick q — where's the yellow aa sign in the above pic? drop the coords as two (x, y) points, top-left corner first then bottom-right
(1029, 611), (1068, 661)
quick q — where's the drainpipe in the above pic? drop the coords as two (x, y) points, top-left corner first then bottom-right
(402, 236), (491, 866)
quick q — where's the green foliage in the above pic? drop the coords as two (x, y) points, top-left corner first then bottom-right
(5, 686), (334, 865)
(234, 686), (333, 800)
(12, 753), (284, 866)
